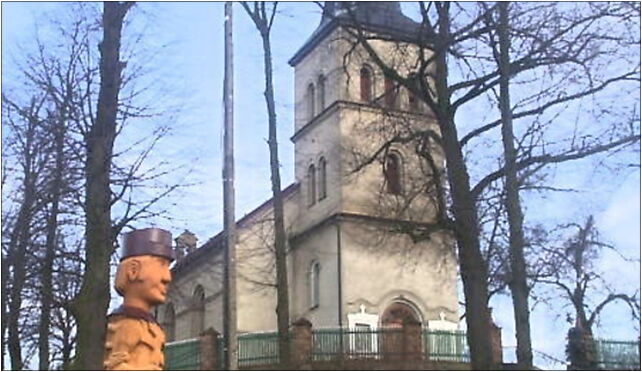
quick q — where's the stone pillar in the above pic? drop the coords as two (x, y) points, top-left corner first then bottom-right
(199, 328), (220, 370)
(402, 319), (423, 363)
(290, 318), (313, 369)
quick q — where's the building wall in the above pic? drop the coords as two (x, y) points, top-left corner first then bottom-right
(162, 189), (301, 337)
(290, 222), (340, 327)
(161, 251), (224, 341)
(293, 29), (343, 133)
(292, 107), (342, 236)
(340, 220), (459, 325)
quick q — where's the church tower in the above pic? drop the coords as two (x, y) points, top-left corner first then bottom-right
(287, 2), (459, 330)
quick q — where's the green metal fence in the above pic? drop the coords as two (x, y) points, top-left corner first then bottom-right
(312, 328), (344, 361)
(311, 327), (469, 362)
(423, 329), (470, 363)
(165, 328), (471, 369)
(165, 338), (200, 370)
(312, 327), (406, 361)
(238, 331), (280, 368)
(595, 339), (641, 370)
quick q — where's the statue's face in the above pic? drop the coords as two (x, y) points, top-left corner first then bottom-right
(129, 255), (172, 306)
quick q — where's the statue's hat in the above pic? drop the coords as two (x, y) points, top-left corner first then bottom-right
(122, 228), (175, 262)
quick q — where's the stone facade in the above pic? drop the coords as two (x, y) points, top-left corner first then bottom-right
(159, 2), (459, 342)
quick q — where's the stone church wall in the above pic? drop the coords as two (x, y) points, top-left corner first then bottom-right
(290, 222), (340, 327)
(340, 220), (459, 325)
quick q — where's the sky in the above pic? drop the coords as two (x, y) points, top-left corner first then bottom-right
(2, 2), (640, 370)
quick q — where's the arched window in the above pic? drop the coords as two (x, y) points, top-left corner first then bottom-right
(408, 89), (419, 111)
(407, 73), (421, 112)
(308, 164), (316, 206)
(309, 261), (321, 309)
(318, 157), (327, 201)
(191, 285), (205, 337)
(360, 66), (372, 102)
(317, 75), (326, 111)
(384, 153), (402, 195)
(307, 83), (316, 120)
(384, 76), (397, 108)
(163, 303), (176, 342)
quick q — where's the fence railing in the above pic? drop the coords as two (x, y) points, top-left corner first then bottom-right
(165, 338), (200, 370)
(166, 330), (640, 370)
(595, 338), (641, 370)
(238, 331), (280, 368)
(166, 328), (470, 369)
(311, 327), (469, 362)
(424, 329), (470, 363)
(312, 327), (406, 361)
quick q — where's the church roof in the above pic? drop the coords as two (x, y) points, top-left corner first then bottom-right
(289, 2), (427, 66)
(172, 183), (300, 276)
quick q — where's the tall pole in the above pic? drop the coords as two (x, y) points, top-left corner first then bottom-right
(222, 2), (238, 370)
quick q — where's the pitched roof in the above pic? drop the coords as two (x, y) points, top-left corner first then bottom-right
(289, 2), (428, 66)
(171, 183), (300, 275)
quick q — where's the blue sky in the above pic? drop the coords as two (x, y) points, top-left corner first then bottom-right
(2, 2), (639, 369)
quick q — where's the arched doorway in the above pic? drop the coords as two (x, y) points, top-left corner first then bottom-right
(380, 302), (422, 359)
(381, 302), (420, 327)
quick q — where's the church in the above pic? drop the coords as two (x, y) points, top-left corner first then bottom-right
(159, 2), (459, 342)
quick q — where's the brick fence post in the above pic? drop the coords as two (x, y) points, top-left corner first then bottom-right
(403, 319), (423, 365)
(199, 328), (220, 370)
(290, 318), (313, 369)
(489, 322), (503, 366)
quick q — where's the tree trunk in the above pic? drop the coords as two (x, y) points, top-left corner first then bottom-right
(7, 115), (40, 371)
(497, 2), (533, 369)
(70, 2), (131, 369)
(61, 309), (75, 370)
(2, 249), (11, 370)
(433, 4), (494, 369)
(260, 26), (291, 369)
(38, 107), (66, 370)
(7, 198), (32, 371)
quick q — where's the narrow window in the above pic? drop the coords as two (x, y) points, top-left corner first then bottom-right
(309, 261), (320, 309)
(308, 164), (316, 206)
(408, 74), (421, 112)
(191, 285), (205, 337)
(164, 303), (176, 342)
(360, 67), (372, 102)
(318, 157), (327, 201)
(408, 89), (419, 111)
(384, 76), (397, 108)
(384, 153), (402, 195)
(318, 75), (326, 111)
(307, 83), (316, 120)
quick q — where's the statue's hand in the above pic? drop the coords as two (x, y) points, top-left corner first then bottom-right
(104, 351), (131, 370)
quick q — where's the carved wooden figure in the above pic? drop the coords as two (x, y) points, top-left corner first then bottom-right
(104, 228), (174, 370)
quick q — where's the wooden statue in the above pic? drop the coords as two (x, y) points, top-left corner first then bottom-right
(104, 228), (175, 370)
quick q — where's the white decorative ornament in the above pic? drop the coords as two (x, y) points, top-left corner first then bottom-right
(428, 310), (458, 331)
(346, 304), (380, 354)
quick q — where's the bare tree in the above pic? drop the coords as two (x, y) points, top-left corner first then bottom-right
(240, 2), (291, 367)
(68, 2), (134, 369)
(2, 95), (51, 370)
(3, 2), (193, 368)
(489, 2), (533, 367)
(324, 2), (639, 368)
(534, 216), (640, 369)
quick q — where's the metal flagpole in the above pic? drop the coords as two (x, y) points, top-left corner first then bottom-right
(222, 1), (238, 370)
